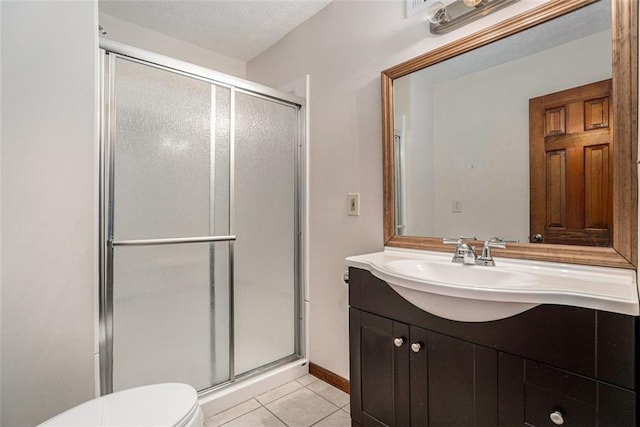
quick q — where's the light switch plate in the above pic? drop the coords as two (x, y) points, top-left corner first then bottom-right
(348, 193), (360, 216)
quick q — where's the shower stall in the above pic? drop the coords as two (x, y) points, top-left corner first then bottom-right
(99, 42), (305, 397)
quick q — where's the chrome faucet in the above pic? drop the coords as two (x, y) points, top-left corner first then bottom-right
(476, 239), (506, 266)
(444, 236), (517, 266)
(443, 236), (478, 265)
(462, 243), (478, 265)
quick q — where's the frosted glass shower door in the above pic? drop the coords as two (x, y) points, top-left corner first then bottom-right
(108, 57), (231, 392)
(234, 91), (299, 375)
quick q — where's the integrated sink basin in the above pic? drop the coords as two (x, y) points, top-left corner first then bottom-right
(385, 259), (539, 289)
(346, 248), (639, 322)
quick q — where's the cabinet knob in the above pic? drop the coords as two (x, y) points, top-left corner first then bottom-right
(549, 411), (564, 425)
(411, 342), (422, 353)
(393, 337), (405, 347)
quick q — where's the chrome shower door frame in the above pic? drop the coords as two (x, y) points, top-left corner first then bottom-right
(99, 44), (306, 396)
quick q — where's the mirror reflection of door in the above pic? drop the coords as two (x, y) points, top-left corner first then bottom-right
(529, 79), (612, 246)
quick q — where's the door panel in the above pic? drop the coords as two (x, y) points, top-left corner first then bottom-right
(530, 79), (612, 246)
(361, 313), (394, 425)
(585, 144), (610, 228)
(584, 97), (609, 130)
(546, 150), (566, 227)
(410, 327), (498, 426)
(110, 57), (232, 393)
(409, 327), (428, 426)
(112, 58), (230, 240)
(105, 54), (302, 395)
(355, 311), (410, 426)
(428, 331), (497, 426)
(233, 92), (298, 375)
(112, 241), (230, 391)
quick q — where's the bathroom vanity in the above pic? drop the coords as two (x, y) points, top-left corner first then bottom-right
(347, 251), (639, 426)
(358, 0), (640, 424)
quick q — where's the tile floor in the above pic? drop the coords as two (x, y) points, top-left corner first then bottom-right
(205, 374), (351, 427)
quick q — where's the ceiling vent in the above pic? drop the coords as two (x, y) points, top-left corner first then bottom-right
(407, 0), (430, 18)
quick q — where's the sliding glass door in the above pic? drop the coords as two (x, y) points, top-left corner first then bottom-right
(101, 53), (302, 394)
(234, 91), (298, 376)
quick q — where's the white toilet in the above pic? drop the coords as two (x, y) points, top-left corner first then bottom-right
(39, 383), (204, 427)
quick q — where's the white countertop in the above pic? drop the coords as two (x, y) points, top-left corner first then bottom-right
(346, 247), (639, 321)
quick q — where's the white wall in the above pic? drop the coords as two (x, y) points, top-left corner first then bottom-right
(246, 0), (550, 379)
(99, 13), (246, 78)
(0, 2), (98, 426)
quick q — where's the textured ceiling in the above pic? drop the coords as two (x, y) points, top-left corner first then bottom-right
(99, 0), (332, 62)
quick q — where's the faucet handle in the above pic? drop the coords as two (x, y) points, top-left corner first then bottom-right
(443, 237), (462, 245)
(484, 240), (506, 250)
(477, 240), (509, 266)
(443, 236), (478, 244)
(489, 236), (519, 243)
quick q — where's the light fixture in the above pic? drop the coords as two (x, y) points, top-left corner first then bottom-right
(427, 0), (520, 34)
(426, 1), (449, 25)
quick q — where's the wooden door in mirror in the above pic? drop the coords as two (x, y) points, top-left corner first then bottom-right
(530, 79), (613, 247)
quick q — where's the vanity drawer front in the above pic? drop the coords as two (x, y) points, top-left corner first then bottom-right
(500, 354), (636, 426)
(525, 384), (595, 427)
(525, 360), (596, 426)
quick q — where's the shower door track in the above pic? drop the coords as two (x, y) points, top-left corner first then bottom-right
(99, 40), (306, 397)
(100, 39), (304, 106)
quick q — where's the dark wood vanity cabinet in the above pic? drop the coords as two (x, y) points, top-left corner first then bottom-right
(348, 267), (638, 427)
(351, 310), (498, 426)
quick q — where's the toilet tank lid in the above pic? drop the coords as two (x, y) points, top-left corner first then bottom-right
(39, 383), (200, 427)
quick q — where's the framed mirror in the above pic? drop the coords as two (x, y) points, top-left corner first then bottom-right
(382, 0), (637, 268)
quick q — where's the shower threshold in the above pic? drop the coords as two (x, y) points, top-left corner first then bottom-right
(198, 357), (308, 418)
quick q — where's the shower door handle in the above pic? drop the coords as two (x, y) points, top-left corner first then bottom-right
(111, 235), (237, 247)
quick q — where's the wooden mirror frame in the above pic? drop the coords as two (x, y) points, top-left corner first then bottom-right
(382, 0), (638, 269)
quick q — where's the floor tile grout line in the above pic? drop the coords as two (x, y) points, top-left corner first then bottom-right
(256, 380), (306, 407)
(264, 380), (341, 426)
(302, 382), (349, 410)
(263, 379), (344, 427)
(255, 382), (308, 427)
(217, 403), (262, 427)
(308, 407), (342, 427)
(209, 376), (348, 427)
(263, 388), (343, 427)
(261, 402), (291, 427)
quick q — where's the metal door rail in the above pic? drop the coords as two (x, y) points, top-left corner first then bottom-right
(111, 235), (236, 247)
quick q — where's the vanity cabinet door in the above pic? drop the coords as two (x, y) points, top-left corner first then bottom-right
(410, 327), (498, 426)
(350, 308), (410, 426)
(351, 309), (500, 427)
